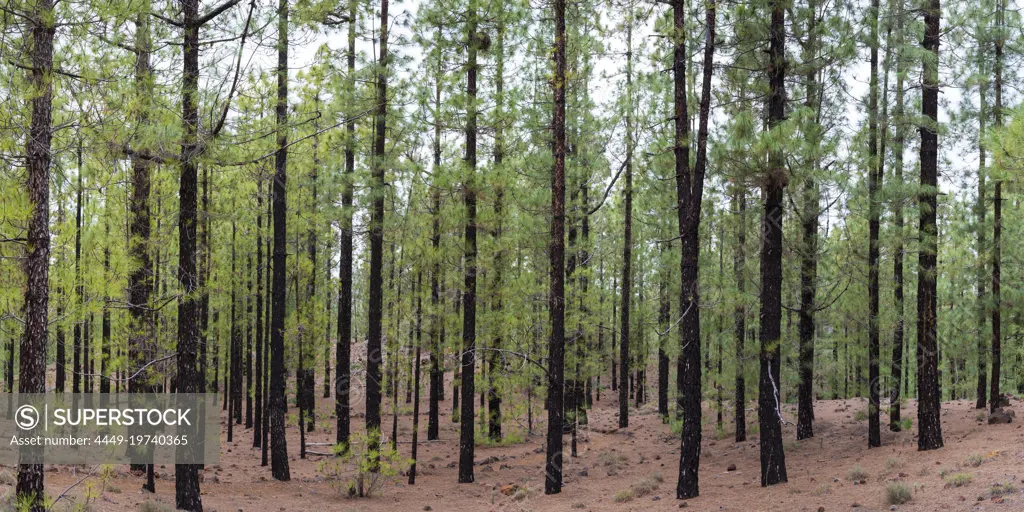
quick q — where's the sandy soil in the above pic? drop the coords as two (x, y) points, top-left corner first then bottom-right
(7, 379), (1023, 512)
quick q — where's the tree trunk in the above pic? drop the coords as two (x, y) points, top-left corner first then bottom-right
(176, 0), (205, 507)
(335, 0), (357, 450)
(269, 0), (292, 481)
(796, 0), (820, 442)
(889, 0), (906, 430)
(866, 0), (882, 448)
(916, 0), (943, 451)
(733, 190), (747, 442)
(366, 0), (389, 469)
(458, 0), (479, 484)
(254, 169), (265, 448)
(409, 273), (424, 484)
(427, 28), (443, 438)
(619, 13), (635, 430)
(990, 0), (1005, 414)
(675, 0), (714, 499)
(17, 0), (54, 506)
(545, 0), (567, 494)
(759, 0), (789, 485)
(74, 145), (84, 396)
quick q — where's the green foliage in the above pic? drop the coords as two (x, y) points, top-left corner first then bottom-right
(317, 431), (410, 498)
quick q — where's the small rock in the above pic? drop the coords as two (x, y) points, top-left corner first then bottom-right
(727, 464), (737, 472)
(851, 502), (861, 508)
(423, 507), (432, 511)
(817, 508), (825, 512)
(577, 469), (588, 477)
(652, 495), (661, 501)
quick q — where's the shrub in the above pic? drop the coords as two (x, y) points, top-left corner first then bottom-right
(137, 501), (176, 512)
(316, 431), (410, 498)
(979, 483), (1017, 500)
(965, 453), (984, 467)
(613, 490), (633, 503)
(885, 457), (903, 470)
(886, 482), (912, 505)
(944, 472), (973, 488)
(630, 476), (660, 498)
(849, 466), (869, 482)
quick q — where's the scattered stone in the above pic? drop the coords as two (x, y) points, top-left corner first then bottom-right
(577, 468), (588, 477)
(727, 464), (737, 472)
(851, 502), (861, 508)
(423, 507), (432, 511)
(652, 495), (661, 501)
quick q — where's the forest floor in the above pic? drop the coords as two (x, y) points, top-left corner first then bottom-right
(6, 375), (1023, 512)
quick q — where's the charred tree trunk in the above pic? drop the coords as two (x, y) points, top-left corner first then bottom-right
(458, 1), (479, 483)
(269, 0), (292, 481)
(17, 0), (54, 506)
(990, 0), (1005, 414)
(890, 0), (906, 431)
(916, 0), (943, 452)
(427, 32), (443, 439)
(759, 0), (789, 485)
(866, 0), (882, 448)
(176, 0), (205, 507)
(254, 169), (265, 448)
(366, 0), (389, 469)
(675, 0), (714, 499)
(796, 0), (819, 442)
(733, 190), (747, 442)
(619, 15), (634, 430)
(335, 0), (357, 450)
(545, 0), (567, 495)
(74, 147), (84, 396)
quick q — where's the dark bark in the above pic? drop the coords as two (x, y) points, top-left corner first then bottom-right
(675, 0), (714, 499)
(230, 221), (243, 428)
(335, 0), (357, 450)
(246, 254), (254, 428)
(990, 0), (1004, 414)
(366, 0), (389, 468)
(458, 2), (479, 483)
(733, 190), (747, 442)
(101, 221), (111, 394)
(759, 0), (788, 486)
(488, 16), (506, 443)
(409, 273), (423, 484)
(74, 146), (84, 396)
(254, 169), (264, 448)
(17, 0), (54, 506)
(658, 277), (670, 419)
(796, 0), (819, 442)
(545, 0), (567, 494)
(619, 15), (634, 430)
(916, 0), (943, 451)
(176, 0), (204, 507)
(889, 0), (906, 430)
(866, 0), (882, 448)
(427, 35), (443, 439)
(269, 0), (292, 480)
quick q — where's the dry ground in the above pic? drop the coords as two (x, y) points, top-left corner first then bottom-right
(4, 377), (1022, 512)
